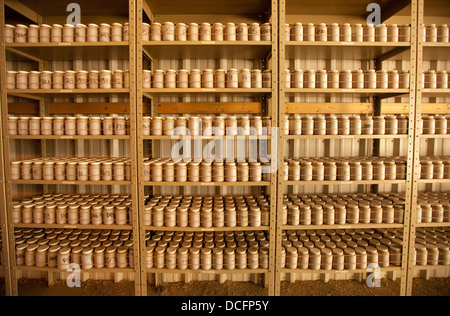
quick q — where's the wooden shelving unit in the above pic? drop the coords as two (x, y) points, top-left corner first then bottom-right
(0, 0), (142, 296)
(137, 0), (278, 296)
(277, 0), (419, 297)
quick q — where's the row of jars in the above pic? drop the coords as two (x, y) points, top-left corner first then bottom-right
(8, 116), (130, 136)
(144, 195), (270, 228)
(420, 115), (450, 135)
(6, 70), (129, 90)
(281, 229), (404, 270)
(285, 115), (409, 136)
(143, 158), (269, 183)
(283, 157), (407, 182)
(145, 68), (272, 89)
(419, 157), (450, 180)
(15, 228), (134, 270)
(285, 23), (411, 42)
(144, 115), (271, 136)
(421, 24), (450, 43)
(285, 69), (409, 89)
(145, 22), (271, 42)
(4, 23), (129, 44)
(146, 231), (269, 270)
(10, 157), (132, 182)
(414, 228), (450, 266)
(422, 70), (450, 89)
(12, 193), (133, 226)
(282, 193), (405, 226)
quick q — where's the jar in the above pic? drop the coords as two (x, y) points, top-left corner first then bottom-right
(42, 162), (55, 181)
(150, 22), (162, 41)
(259, 23), (271, 41)
(304, 70), (316, 88)
(163, 22), (175, 41)
(385, 115), (398, 135)
(353, 24), (364, 42)
(223, 23), (236, 41)
(15, 24), (28, 43)
(112, 70), (124, 89)
(426, 24), (438, 42)
(87, 24), (99, 42)
(175, 23), (187, 41)
(189, 69), (201, 88)
(399, 24), (411, 42)
(424, 70), (437, 89)
(340, 24), (352, 42)
(111, 23), (123, 42)
(189, 248), (201, 270)
(105, 246), (117, 268)
(373, 116), (386, 135)
(28, 71), (40, 89)
(437, 24), (449, 43)
(188, 23), (199, 41)
(239, 69), (251, 88)
(164, 69), (177, 88)
(300, 23), (313, 42)
(202, 69), (214, 88)
(365, 70), (377, 89)
(249, 162), (262, 182)
(58, 247), (71, 270)
(199, 23), (212, 41)
(248, 23), (261, 41)
(88, 70), (100, 89)
(437, 71), (448, 89)
(100, 70), (112, 89)
(16, 71), (29, 90)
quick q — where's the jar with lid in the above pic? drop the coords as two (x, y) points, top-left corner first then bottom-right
(188, 23), (199, 41)
(162, 22), (175, 41)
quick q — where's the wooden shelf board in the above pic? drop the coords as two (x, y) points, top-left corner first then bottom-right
(143, 135), (271, 141)
(420, 134), (450, 139)
(6, 42), (129, 61)
(284, 135), (408, 140)
(7, 89), (130, 99)
(282, 223), (404, 230)
(283, 180), (407, 186)
(144, 88), (272, 96)
(146, 226), (270, 232)
(417, 179), (450, 184)
(14, 223), (133, 230)
(413, 265), (450, 271)
(286, 89), (410, 97)
(157, 102), (262, 114)
(11, 180), (131, 186)
(281, 267), (402, 274)
(16, 266), (135, 273)
(9, 135), (131, 140)
(144, 181), (271, 187)
(144, 41), (271, 60)
(146, 268), (268, 274)
(422, 89), (450, 97)
(415, 222), (450, 228)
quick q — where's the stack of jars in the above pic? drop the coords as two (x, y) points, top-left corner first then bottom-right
(285, 23), (411, 42)
(6, 69), (129, 90)
(144, 22), (271, 42)
(422, 70), (450, 89)
(4, 23), (129, 43)
(144, 116), (271, 137)
(419, 157), (450, 180)
(281, 228), (404, 270)
(8, 116), (130, 136)
(285, 115), (409, 136)
(143, 158), (269, 183)
(14, 228), (134, 270)
(12, 193), (132, 226)
(143, 195), (270, 228)
(420, 115), (450, 135)
(283, 157), (407, 182)
(414, 228), (450, 266)
(10, 157), (132, 182)
(417, 193), (450, 224)
(144, 68), (271, 89)
(285, 69), (409, 89)
(282, 193), (405, 226)
(145, 231), (269, 270)
(422, 24), (450, 43)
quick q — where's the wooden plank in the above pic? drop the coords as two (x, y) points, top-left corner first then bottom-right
(158, 102), (262, 114)
(8, 102), (131, 114)
(421, 103), (450, 114)
(286, 103), (413, 114)
(286, 103), (373, 114)
(5, 0), (41, 23)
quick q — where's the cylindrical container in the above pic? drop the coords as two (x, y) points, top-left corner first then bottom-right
(387, 24), (399, 42)
(340, 24), (352, 42)
(15, 24), (28, 43)
(163, 22), (175, 41)
(175, 23), (187, 41)
(199, 23), (212, 41)
(63, 24), (75, 42)
(150, 23), (162, 41)
(188, 23), (199, 41)
(4, 24), (15, 43)
(100, 70), (112, 89)
(304, 23), (315, 41)
(426, 24), (438, 42)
